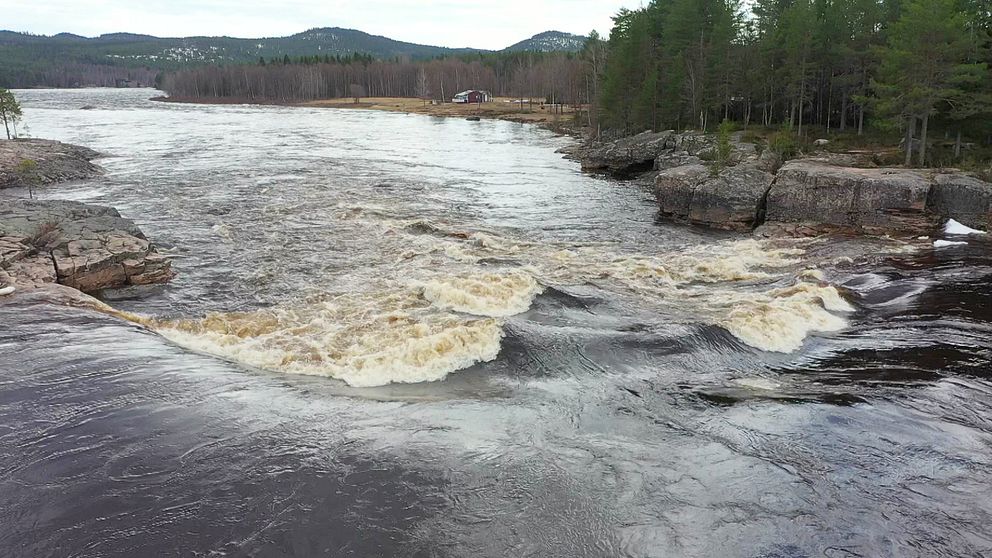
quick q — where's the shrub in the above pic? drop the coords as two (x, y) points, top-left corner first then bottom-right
(708, 119), (735, 176)
(768, 130), (799, 160)
(25, 221), (61, 251)
(16, 159), (40, 199)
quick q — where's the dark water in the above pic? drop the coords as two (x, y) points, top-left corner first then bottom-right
(1, 89), (991, 557)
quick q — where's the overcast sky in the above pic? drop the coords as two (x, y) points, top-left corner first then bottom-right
(4, 1), (646, 50)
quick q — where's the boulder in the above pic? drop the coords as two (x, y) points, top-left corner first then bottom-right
(689, 165), (775, 230)
(654, 162), (775, 231)
(655, 164), (710, 220)
(671, 133), (716, 157)
(0, 199), (173, 292)
(927, 174), (992, 231)
(655, 151), (704, 171)
(765, 161), (934, 233)
(574, 130), (674, 174)
(0, 139), (102, 189)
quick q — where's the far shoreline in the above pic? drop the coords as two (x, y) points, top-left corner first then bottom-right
(151, 95), (587, 136)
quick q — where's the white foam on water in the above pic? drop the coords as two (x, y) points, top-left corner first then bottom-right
(420, 271), (543, 317)
(142, 273), (536, 387)
(719, 283), (854, 353)
(156, 314), (504, 388)
(798, 268), (825, 281)
(94, 216), (906, 384)
(211, 223), (233, 240)
(732, 377), (782, 390)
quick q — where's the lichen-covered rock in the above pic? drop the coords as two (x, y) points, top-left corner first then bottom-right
(0, 199), (173, 293)
(654, 162), (774, 231)
(7, 254), (58, 285)
(927, 174), (992, 231)
(572, 130), (675, 174)
(765, 161), (935, 233)
(687, 165), (775, 230)
(655, 151), (705, 171)
(0, 139), (102, 188)
(654, 164), (710, 221)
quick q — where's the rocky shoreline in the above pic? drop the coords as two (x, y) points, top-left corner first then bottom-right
(0, 139), (174, 298)
(564, 131), (992, 236)
(0, 139), (103, 188)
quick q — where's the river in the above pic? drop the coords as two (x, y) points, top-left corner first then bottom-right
(1, 88), (991, 557)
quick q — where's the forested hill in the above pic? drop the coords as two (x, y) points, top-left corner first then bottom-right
(503, 31), (588, 53)
(0, 27), (585, 88)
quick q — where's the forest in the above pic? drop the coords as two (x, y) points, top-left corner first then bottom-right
(597, 0), (992, 165)
(161, 0), (990, 166)
(159, 51), (591, 111)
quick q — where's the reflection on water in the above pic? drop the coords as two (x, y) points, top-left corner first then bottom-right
(1, 89), (991, 557)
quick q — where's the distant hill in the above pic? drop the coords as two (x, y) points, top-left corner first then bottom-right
(502, 31), (588, 53)
(0, 28), (587, 88)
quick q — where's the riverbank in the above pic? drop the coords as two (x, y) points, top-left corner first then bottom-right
(153, 95), (588, 135)
(0, 139), (174, 297)
(0, 138), (103, 188)
(566, 130), (992, 237)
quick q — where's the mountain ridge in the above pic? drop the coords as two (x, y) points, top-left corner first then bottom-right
(0, 28), (590, 88)
(503, 31), (588, 53)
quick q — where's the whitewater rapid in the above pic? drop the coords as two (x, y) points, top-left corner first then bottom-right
(120, 221), (881, 387)
(8, 89), (992, 558)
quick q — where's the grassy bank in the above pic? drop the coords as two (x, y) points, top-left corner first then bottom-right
(154, 95), (589, 135)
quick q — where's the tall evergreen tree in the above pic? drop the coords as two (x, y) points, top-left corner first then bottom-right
(875, 0), (985, 165)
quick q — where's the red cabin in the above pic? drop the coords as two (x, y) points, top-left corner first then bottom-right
(452, 90), (491, 104)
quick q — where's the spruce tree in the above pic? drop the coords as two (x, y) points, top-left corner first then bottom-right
(875, 0), (984, 165)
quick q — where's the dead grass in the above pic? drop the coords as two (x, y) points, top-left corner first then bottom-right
(299, 97), (586, 126)
(25, 221), (62, 251)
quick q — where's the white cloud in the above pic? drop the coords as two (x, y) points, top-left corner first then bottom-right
(3, 0), (645, 49)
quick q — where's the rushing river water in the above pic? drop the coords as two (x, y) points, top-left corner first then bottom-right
(1, 88), (991, 557)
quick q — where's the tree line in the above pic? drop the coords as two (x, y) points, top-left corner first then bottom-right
(160, 51), (590, 107)
(595, 0), (992, 165)
(158, 0), (990, 166)
(2, 60), (158, 89)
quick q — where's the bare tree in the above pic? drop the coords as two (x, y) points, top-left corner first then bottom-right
(415, 67), (431, 105)
(16, 159), (40, 199)
(161, 55), (587, 106)
(349, 83), (366, 104)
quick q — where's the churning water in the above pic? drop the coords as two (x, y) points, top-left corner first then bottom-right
(1, 89), (991, 557)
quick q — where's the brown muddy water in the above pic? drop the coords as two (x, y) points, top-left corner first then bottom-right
(1, 89), (990, 557)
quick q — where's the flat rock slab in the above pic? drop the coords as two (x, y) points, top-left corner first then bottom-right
(0, 138), (102, 188)
(654, 154), (991, 236)
(766, 161), (936, 234)
(0, 199), (173, 293)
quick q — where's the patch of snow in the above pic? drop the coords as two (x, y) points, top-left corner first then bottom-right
(0, 286), (14, 297)
(945, 219), (987, 235)
(934, 240), (968, 248)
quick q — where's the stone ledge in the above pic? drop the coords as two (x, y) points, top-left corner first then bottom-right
(0, 199), (174, 295)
